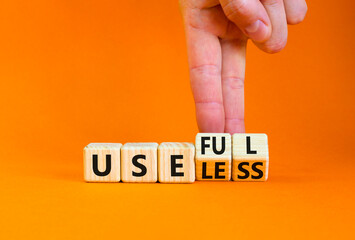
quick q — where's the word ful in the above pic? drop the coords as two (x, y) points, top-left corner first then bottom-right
(83, 133), (269, 183)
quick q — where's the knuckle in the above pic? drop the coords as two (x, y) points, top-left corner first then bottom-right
(223, 0), (249, 20)
(190, 64), (220, 78)
(225, 117), (245, 124)
(222, 76), (244, 90)
(261, 0), (282, 7)
(195, 101), (224, 107)
(195, 96), (224, 111)
(190, 64), (223, 105)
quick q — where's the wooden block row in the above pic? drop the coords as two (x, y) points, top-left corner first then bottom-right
(84, 133), (269, 183)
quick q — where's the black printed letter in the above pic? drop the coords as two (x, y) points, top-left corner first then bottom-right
(201, 137), (210, 154)
(215, 162), (226, 179)
(92, 154), (111, 176)
(251, 162), (264, 179)
(246, 136), (257, 154)
(237, 162), (250, 179)
(132, 154), (147, 177)
(212, 136), (225, 155)
(171, 155), (184, 177)
(202, 162), (213, 179)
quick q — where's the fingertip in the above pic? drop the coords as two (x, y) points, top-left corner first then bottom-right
(224, 118), (245, 134)
(259, 36), (287, 54)
(287, 3), (307, 25)
(284, 0), (308, 25)
(195, 103), (225, 133)
(220, 0), (272, 42)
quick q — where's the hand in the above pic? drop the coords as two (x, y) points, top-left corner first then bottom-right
(180, 0), (307, 133)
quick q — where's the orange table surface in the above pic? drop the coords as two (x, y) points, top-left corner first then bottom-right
(1, 150), (354, 239)
(0, 0), (354, 239)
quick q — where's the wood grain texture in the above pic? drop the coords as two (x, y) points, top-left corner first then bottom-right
(195, 133), (232, 181)
(158, 142), (195, 183)
(83, 143), (122, 182)
(232, 134), (269, 181)
(121, 143), (158, 183)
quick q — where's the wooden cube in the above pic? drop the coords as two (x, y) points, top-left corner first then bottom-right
(195, 133), (232, 181)
(158, 142), (195, 183)
(121, 143), (158, 183)
(232, 134), (269, 181)
(83, 143), (122, 182)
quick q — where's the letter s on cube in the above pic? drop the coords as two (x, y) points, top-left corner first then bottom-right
(232, 134), (269, 181)
(121, 143), (158, 183)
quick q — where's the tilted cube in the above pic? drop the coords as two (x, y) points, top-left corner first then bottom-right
(195, 133), (232, 181)
(232, 134), (269, 181)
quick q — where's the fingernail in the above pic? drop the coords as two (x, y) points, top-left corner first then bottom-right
(245, 20), (268, 42)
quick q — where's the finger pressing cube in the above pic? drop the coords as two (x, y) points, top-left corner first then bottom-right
(195, 133), (232, 181)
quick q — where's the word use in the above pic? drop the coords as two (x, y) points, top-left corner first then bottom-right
(83, 133), (269, 183)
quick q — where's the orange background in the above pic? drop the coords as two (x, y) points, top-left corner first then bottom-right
(0, 0), (354, 239)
